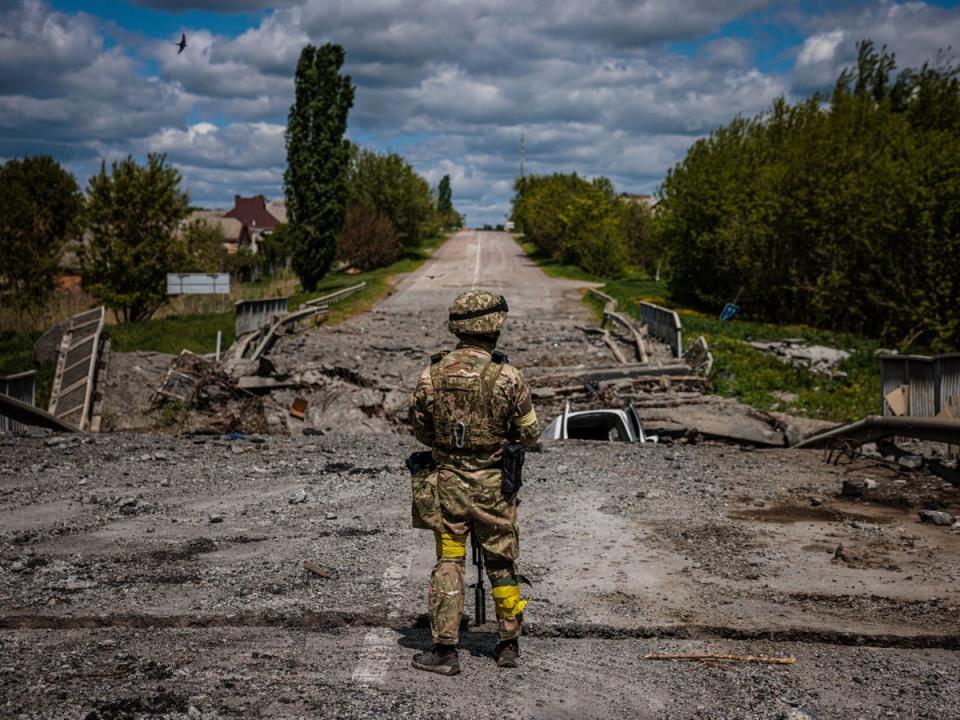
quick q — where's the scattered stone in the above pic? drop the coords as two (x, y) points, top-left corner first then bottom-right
(44, 436), (70, 448)
(778, 709), (816, 720)
(325, 512), (337, 520)
(919, 510), (954, 526)
(289, 489), (308, 505)
(208, 514), (224, 524)
(898, 454), (923, 470)
(841, 479), (869, 499)
(556, 464), (569, 475)
(119, 496), (138, 507)
(303, 560), (332, 578)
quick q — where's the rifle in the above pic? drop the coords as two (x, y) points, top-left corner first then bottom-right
(470, 530), (486, 625)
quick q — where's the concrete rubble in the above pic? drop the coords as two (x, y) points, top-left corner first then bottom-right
(2, 232), (959, 719)
(748, 339), (851, 376)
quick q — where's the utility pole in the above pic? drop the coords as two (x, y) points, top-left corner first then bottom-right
(520, 133), (525, 179)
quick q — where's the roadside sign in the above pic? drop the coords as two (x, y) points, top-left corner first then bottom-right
(166, 273), (230, 295)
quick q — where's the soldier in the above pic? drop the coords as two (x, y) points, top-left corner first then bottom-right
(408, 290), (539, 675)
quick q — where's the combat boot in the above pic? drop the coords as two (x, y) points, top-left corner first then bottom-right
(494, 639), (519, 668)
(411, 644), (460, 675)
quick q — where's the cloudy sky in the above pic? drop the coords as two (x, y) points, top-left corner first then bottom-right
(1, 0), (959, 225)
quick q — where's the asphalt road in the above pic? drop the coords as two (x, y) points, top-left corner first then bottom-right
(2, 232), (959, 719)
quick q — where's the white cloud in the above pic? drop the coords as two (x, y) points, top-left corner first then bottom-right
(3, 0), (960, 225)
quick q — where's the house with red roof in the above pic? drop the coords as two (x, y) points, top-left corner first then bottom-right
(223, 195), (285, 254)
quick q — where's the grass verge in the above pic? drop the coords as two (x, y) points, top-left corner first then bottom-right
(518, 241), (878, 423)
(109, 313), (236, 355)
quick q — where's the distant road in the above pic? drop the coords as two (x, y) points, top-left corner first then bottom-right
(381, 230), (594, 326)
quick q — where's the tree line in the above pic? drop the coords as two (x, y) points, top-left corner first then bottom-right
(657, 41), (960, 350)
(511, 173), (655, 278)
(0, 43), (460, 326)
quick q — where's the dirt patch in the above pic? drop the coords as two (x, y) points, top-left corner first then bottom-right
(147, 537), (218, 562)
(731, 504), (895, 525)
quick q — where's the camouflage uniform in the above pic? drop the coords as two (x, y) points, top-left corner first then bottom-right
(409, 291), (539, 649)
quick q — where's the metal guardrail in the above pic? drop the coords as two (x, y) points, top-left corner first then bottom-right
(587, 289), (649, 363)
(638, 301), (683, 359)
(879, 353), (960, 417)
(48, 307), (105, 431)
(304, 282), (367, 307)
(249, 307), (328, 361)
(235, 297), (289, 336)
(0, 370), (37, 434)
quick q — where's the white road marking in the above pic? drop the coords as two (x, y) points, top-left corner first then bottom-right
(472, 233), (483, 288)
(351, 552), (413, 685)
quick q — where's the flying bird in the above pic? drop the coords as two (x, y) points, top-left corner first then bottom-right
(175, 33), (187, 54)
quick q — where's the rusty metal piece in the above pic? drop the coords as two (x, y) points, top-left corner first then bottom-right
(290, 397), (308, 419)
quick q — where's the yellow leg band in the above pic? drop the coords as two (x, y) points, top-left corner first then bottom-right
(435, 532), (467, 559)
(492, 584), (528, 618)
(516, 409), (538, 428)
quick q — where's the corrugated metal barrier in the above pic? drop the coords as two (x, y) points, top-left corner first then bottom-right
(637, 301), (683, 359)
(47, 306), (106, 431)
(879, 353), (960, 417)
(235, 297), (289, 336)
(1, 370), (37, 434)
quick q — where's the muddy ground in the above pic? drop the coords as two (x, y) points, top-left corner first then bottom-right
(3, 232), (959, 719)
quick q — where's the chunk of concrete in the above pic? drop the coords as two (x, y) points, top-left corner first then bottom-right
(919, 510), (954, 526)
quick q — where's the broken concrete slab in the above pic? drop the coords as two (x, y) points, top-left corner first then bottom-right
(631, 398), (786, 446)
(748, 339), (850, 376)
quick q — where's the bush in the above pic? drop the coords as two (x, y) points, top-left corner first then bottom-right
(337, 204), (401, 270)
(512, 173), (630, 278)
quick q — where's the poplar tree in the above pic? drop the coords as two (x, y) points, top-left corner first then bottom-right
(437, 174), (453, 216)
(285, 43), (355, 291)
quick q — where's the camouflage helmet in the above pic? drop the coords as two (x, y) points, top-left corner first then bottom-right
(447, 290), (509, 335)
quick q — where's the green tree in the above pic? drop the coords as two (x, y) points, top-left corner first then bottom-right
(511, 172), (629, 278)
(285, 43), (355, 291)
(81, 153), (189, 323)
(656, 40), (960, 349)
(0, 156), (82, 320)
(437, 173), (453, 215)
(260, 222), (295, 273)
(180, 220), (227, 273)
(435, 174), (463, 228)
(347, 148), (437, 247)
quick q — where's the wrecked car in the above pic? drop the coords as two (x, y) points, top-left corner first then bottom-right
(540, 401), (656, 443)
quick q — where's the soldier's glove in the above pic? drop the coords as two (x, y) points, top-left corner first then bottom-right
(501, 443), (525, 495)
(405, 450), (437, 475)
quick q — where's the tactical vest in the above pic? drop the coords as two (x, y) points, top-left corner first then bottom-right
(429, 350), (507, 452)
